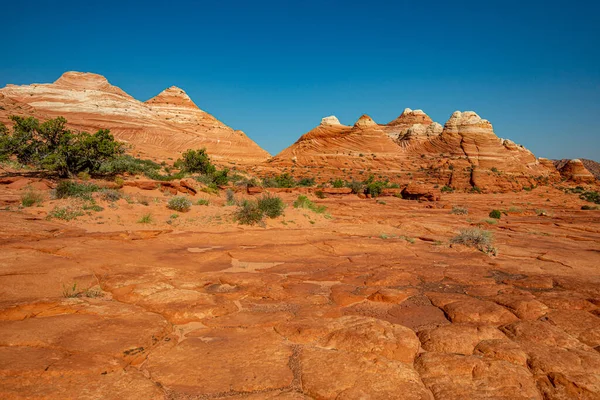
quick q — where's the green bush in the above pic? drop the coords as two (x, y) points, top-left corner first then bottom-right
(489, 209), (502, 219)
(174, 148), (215, 175)
(315, 190), (326, 199)
(21, 189), (44, 207)
(1, 116), (124, 177)
(365, 181), (386, 197)
(257, 194), (285, 218)
(451, 228), (497, 255)
(98, 155), (162, 176)
(580, 191), (600, 204)
(235, 200), (264, 225)
(331, 179), (345, 188)
(212, 168), (230, 186)
(262, 173), (295, 188)
(441, 185), (454, 193)
(55, 181), (100, 200)
(196, 199), (209, 206)
(346, 180), (364, 194)
(297, 177), (316, 187)
(167, 196), (192, 212)
(293, 195), (326, 213)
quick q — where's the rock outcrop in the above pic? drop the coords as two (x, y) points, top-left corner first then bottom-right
(0, 72), (270, 164)
(554, 159), (597, 183)
(266, 110), (559, 192)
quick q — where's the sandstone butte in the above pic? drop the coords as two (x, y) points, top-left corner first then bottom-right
(0, 71), (271, 165)
(266, 108), (597, 192)
(1, 72), (600, 400)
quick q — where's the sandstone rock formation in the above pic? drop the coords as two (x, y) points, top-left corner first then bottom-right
(0, 72), (270, 164)
(267, 109), (559, 192)
(553, 159), (597, 183)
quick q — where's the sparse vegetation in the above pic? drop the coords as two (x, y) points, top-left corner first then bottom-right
(21, 189), (44, 207)
(62, 282), (80, 298)
(451, 228), (497, 255)
(196, 199), (210, 206)
(580, 190), (600, 204)
(257, 194), (285, 218)
(441, 185), (454, 193)
(48, 205), (84, 221)
(225, 189), (236, 206)
(55, 181), (100, 200)
(451, 206), (469, 215)
(101, 188), (122, 202)
(293, 195), (326, 213)
(138, 213), (153, 224)
(168, 196), (192, 212)
(235, 200), (264, 225)
(489, 209), (502, 219)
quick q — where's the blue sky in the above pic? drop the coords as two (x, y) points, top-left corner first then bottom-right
(1, 0), (599, 159)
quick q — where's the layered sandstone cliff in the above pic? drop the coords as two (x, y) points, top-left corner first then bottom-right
(0, 72), (270, 164)
(269, 110), (559, 192)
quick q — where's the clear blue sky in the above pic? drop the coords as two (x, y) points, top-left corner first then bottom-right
(1, 0), (599, 159)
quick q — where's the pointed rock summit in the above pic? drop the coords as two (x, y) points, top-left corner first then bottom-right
(354, 114), (377, 128)
(321, 115), (342, 126)
(146, 86), (200, 110)
(53, 71), (131, 97)
(388, 108), (433, 127)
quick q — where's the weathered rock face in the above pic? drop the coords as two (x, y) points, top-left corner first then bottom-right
(266, 110), (559, 192)
(0, 72), (270, 164)
(554, 159), (597, 183)
(386, 108), (442, 142)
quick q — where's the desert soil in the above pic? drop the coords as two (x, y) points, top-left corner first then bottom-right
(1, 179), (599, 399)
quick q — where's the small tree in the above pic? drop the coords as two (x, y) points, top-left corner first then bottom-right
(175, 148), (215, 175)
(0, 116), (124, 177)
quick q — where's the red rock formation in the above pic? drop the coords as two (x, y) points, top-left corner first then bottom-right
(555, 159), (596, 183)
(267, 110), (558, 192)
(0, 72), (270, 165)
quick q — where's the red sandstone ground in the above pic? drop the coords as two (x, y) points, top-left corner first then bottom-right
(1, 174), (599, 399)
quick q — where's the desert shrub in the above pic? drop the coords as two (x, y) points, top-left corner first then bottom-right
(535, 209), (548, 216)
(451, 206), (469, 215)
(225, 189), (236, 205)
(451, 228), (497, 255)
(77, 171), (91, 180)
(263, 173), (295, 188)
(315, 190), (326, 199)
(196, 199), (209, 206)
(364, 181), (386, 197)
(470, 186), (482, 193)
(235, 200), (264, 225)
(200, 183), (219, 195)
(331, 178), (345, 188)
(48, 205), (84, 221)
(376, 200), (386, 205)
(82, 202), (103, 212)
(346, 180), (364, 194)
(580, 191), (600, 204)
(491, 167), (499, 173)
(21, 189), (44, 207)
(174, 148), (215, 175)
(297, 177), (316, 187)
(101, 189), (122, 202)
(293, 195), (326, 213)
(98, 155), (161, 176)
(257, 194), (285, 218)
(137, 213), (153, 224)
(489, 209), (502, 219)
(55, 181), (99, 200)
(0, 116), (124, 177)
(441, 185), (454, 193)
(168, 196), (192, 212)
(581, 204), (599, 210)
(212, 168), (230, 186)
